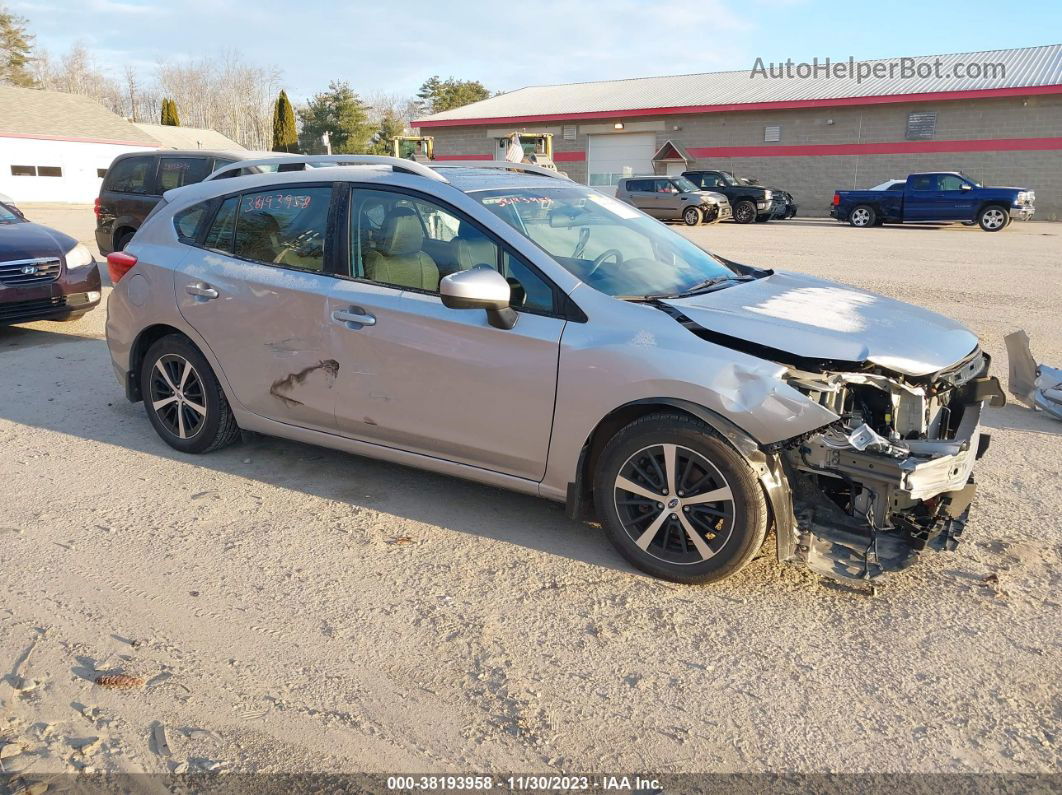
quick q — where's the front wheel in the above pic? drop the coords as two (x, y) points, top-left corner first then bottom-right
(849, 205), (876, 227)
(978, 205), (1009, 232)
(593, 413), (768, 585)
(732, 200), (756, 224)
(682, 206), (702, 226)
(140, 334), (241, 454)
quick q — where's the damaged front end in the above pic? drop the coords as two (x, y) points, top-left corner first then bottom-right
(773, 348), (1006, 582)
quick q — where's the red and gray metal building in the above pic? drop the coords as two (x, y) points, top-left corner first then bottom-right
(414, 44), (1062, 219)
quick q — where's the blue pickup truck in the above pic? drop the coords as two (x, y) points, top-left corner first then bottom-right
(831, 172), (1036, 231)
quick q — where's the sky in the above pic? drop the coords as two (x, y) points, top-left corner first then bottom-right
(9, 0), (1062, 104)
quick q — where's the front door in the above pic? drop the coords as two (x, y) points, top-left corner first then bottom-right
(175, 183), (340, 432)
(934, 173), (977, 220)
(328, 186), (564, 480)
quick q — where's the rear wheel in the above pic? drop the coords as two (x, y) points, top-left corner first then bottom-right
(978, 205), (1008, 232)
(593, 413), (768, 584)
(733, 200), (756, 224)
(115, 229), (135, 251)
(682, 206), (702, 226)
(849, 205), (876, 227)
(140, 335), (240, 454)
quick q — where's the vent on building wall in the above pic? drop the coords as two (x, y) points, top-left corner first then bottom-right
(764, 125), (781, 142)
(906, 111), (937, 140)
(563, 125), (577, 141)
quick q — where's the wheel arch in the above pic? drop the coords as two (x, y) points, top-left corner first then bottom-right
(126, 323), (188, 402)
(565, 397), (797, 562)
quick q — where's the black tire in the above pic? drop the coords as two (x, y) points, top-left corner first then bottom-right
(732, 200), (756, 224)
(977, 205), (1009, 232)
(849, 204), (876, 227)
(682, 206), (702, 226)
(140, 334), (240, 454)
(593, 412), (768, 585)
(115, 229), (135, 251)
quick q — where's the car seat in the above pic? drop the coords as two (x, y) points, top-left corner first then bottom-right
(364, 207), (439, 290)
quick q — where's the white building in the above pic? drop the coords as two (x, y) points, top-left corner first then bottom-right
(0, 85), (243, 204)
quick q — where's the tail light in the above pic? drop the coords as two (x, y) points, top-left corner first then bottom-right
(832, 193), (841, 206)
(106, 251), (138, 283)
(94, 197), (101, 219)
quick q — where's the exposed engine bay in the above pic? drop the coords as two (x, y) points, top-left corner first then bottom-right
(777, 347), (1006, 581)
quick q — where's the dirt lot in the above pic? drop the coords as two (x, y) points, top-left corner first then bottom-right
(1, 208), (1060, 781)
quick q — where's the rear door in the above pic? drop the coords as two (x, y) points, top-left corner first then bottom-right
(175, 182), (341, 432)
(157, 156), (214, 192)
(903, 174), (937, 221)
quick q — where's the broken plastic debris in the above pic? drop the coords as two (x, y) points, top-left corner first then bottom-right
(1004, 330), (1062, 421)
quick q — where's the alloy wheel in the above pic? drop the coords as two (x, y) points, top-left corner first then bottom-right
(613, 443), (735, 565)
(149, 354), (207, 440)
(982, 208), (1006, 230)
(851, 208), (871, 226)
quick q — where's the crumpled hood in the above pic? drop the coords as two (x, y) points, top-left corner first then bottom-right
(662, 271), (979, 377)
(0, 221), (75, 262)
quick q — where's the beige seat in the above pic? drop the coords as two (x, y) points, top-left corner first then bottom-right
(364, 207), (439, 290)
(453, 221), (497, 271)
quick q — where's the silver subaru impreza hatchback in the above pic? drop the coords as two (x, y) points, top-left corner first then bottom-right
(105, 156), (1005, 585)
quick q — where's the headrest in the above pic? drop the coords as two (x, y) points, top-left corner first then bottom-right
(377, 206), (424, 256)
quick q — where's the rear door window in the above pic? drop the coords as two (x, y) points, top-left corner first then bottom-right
(233, 187), (332, 272)
(158, 157), (213, 191)
(104, 156), (156, 194)
(909, 175), (934, 191)
(203, 197), (239, 253)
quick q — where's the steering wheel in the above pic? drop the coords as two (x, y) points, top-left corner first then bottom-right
(586, 248), (623, 279)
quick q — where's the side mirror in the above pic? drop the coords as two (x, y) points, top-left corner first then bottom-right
(960, 183), (972, 191)
(440, 265), (517, 330)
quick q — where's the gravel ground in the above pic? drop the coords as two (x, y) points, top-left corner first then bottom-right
(1, 208), (1059, 781)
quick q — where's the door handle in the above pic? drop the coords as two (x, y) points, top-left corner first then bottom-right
(186, 282), (219, 299)
(332, 307), (376, 327)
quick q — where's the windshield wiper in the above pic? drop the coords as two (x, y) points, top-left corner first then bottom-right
(670, 274), (755, 297)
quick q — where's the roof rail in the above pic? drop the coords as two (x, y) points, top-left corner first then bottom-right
(428, 161), (571, 181)
(206, 154), (448, 182)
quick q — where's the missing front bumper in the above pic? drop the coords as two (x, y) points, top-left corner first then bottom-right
(778, 400), (990, 582)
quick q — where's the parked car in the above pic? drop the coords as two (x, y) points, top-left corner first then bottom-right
(831, 172), (1036, 231)
(95, 149), (270, 255)
(682, 169), (795, 223)
(869, 179), (907, 191)
(0, 192), (24, 218)
(1, 200), (101, 325)
(105, 157), (1004, 586)
(615, 176), (731, 225)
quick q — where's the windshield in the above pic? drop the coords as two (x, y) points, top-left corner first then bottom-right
(671, 176), (699, 193)
(718, 171), (741, 186)
(958, 171), (982, 187)
(0, 203), (23, 224)
(473, 186), (743, 298)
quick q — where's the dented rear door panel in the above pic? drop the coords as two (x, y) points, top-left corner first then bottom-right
(175, 250), (339, 432)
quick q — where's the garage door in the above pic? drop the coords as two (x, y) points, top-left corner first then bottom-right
(588, 133), (656, 194)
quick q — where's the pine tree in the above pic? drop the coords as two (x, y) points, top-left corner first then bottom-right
(0, 7), (36, 87)
(161, 98), (180, 126)
(272, 90), (297, 152)
(297, 81), (374, 154)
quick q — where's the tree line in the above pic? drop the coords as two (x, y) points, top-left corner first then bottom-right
(0, 6), (491, 153)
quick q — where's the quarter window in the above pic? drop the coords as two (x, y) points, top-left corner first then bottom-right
(232, 187), (331, 271)
(105, 156), (155, 194)
(350, 188), (555, 313)
(173, 203), (208, 242)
